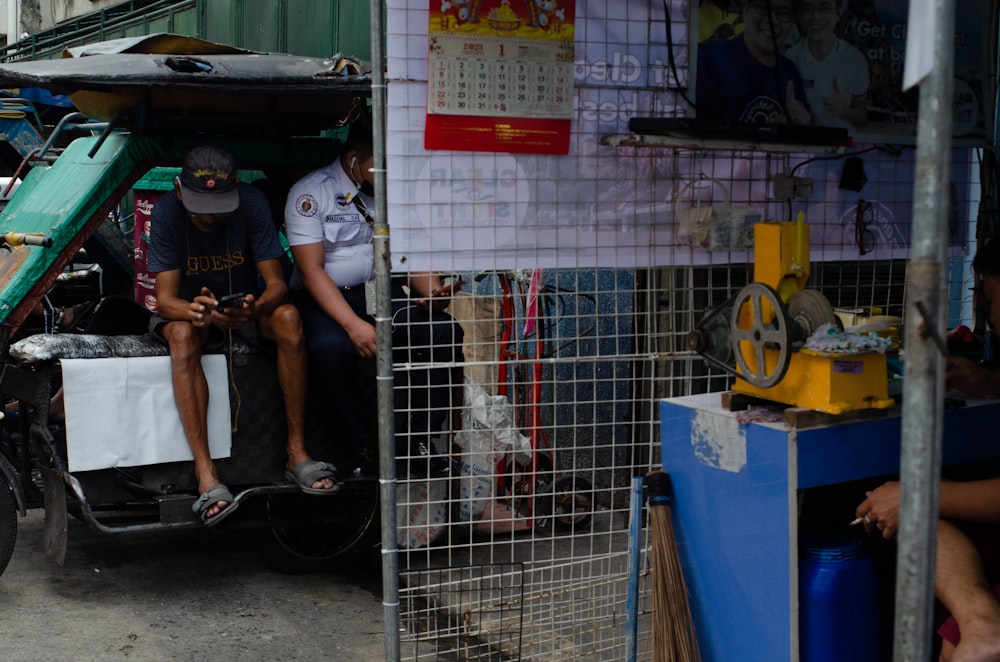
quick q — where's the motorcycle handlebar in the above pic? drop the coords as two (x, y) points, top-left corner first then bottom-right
(3, 232), (52, 248)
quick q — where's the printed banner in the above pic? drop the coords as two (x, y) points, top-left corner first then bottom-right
(387, 0), (979, 271)
(132, 189), (160, 311)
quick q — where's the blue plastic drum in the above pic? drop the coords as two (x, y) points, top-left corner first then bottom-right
(799, 537), (880, 662)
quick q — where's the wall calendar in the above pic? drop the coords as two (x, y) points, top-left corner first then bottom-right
(425, 0), (576, 154)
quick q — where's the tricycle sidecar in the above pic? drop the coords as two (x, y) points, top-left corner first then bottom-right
(0, 35), (378, 576)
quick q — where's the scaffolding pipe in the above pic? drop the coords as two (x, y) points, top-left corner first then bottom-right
(369, 0), (402, 659)
(895, 0), (954, 659)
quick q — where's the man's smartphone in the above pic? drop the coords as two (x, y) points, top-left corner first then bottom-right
(216, 292), (247, 312)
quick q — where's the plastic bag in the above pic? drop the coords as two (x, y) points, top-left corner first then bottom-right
(396, 479), (450, 549)
(454, 381), (532, 522)
(674, 178), (760, 251)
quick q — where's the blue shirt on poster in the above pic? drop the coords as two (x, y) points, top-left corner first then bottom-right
(696, 34), (810, 124)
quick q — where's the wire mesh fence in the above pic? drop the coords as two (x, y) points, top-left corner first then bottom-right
(400, 563), (526, 660)
(385, 176), (982, 657)
(384, 0), (986, 659)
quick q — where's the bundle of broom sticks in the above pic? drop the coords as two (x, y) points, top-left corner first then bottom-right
(645, 470), (701, 662)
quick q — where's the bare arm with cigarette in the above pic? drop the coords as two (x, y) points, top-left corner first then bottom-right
(854, 479), (1000, 540)
(852, 239), (1000, 661)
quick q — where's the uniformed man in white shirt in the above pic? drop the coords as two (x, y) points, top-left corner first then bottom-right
(285, 113), (463, 477)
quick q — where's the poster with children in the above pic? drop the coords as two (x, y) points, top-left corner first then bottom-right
(692, 0), (991, 144)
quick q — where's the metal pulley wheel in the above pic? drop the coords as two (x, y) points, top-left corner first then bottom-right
(730, 282), (792, 388)
(787, 289), (839, 339)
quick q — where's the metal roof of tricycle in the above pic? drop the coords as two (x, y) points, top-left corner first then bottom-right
(0, 33), (371, 137)
(0, 33), (370, 334)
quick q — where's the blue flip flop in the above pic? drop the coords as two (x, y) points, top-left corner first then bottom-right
(286, 460), (340, 495)
(192, 484), (239, 527)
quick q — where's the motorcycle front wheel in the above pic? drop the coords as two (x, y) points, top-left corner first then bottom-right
(254, 479), (380, 573)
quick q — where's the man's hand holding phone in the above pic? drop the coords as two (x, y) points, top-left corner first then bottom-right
(217, 292), (247, 312)
(213, 291), (254, 327)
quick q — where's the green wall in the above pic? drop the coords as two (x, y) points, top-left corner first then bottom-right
(188, 0), (372, 60)
(2, 0), (372, 63)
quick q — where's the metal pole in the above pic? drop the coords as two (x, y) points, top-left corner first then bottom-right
(368, 0), (401, 660)
(625, 475), (644, 662)
(895, 0), (954, 659)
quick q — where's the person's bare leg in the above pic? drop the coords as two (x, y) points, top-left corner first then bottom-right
(936, 519), (1000, 662)
(263, 304), (332, 490)
(49, 386), (64, 422)
(162, 321), (226, 517)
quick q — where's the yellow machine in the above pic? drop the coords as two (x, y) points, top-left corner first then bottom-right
(688, 219), (895, 415)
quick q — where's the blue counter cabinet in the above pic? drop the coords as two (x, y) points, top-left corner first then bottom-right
(659, 392), (1000, 662)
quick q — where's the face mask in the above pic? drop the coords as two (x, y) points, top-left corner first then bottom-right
(350, 156), (375, 197)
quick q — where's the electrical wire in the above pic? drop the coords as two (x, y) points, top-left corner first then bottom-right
(661, 0), (700, 113)
(788, 144), (882, 178)
(663, 0), (792, 123)
(782, 144), (900, 219)
(762, 0), (794, 125)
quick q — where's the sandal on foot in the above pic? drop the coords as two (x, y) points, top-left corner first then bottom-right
(192, 484), (239, 527)
(56, 300), (97, 332)
(286, 460), (340, 495)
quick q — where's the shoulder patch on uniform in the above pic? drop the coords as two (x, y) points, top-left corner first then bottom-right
(295, 194), (318, 217)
